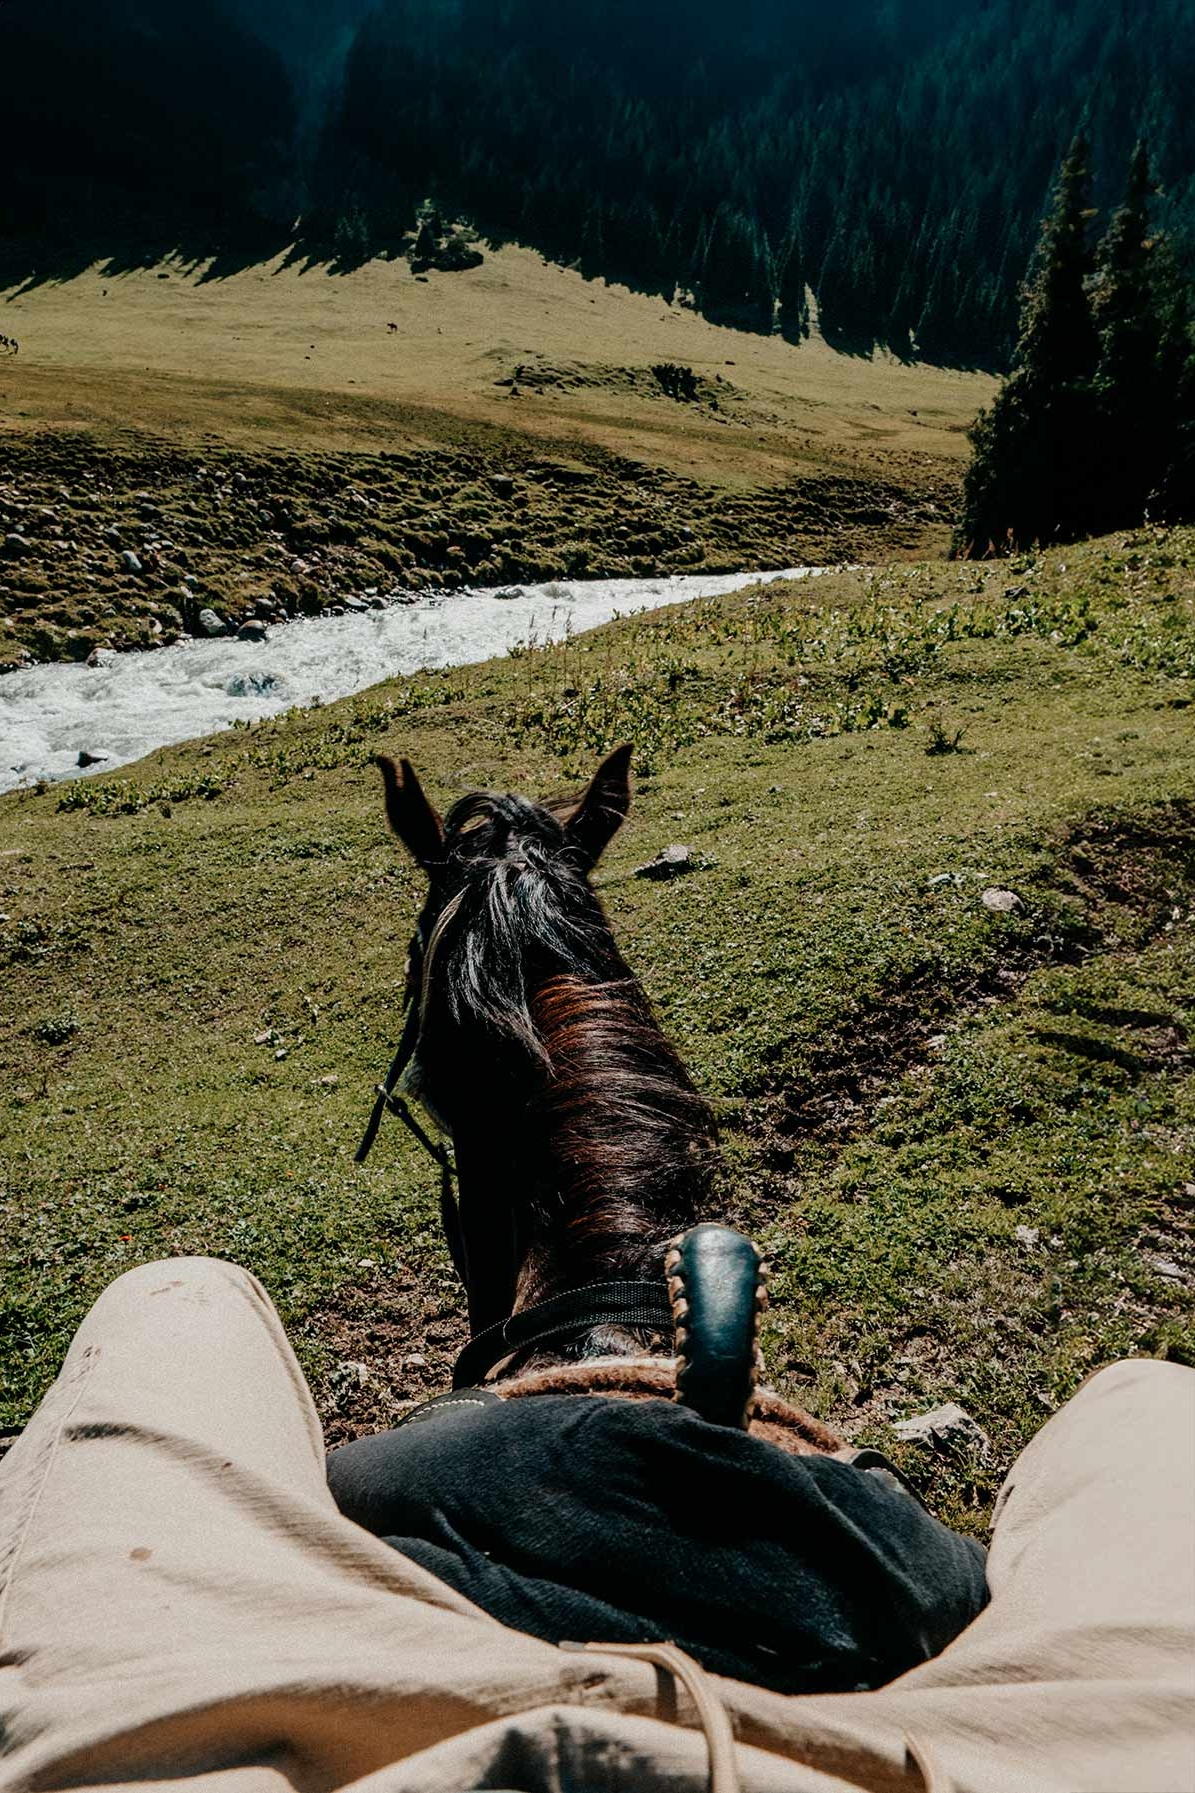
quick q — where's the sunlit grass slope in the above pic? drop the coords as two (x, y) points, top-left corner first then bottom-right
(2, 525), (1192, 1527)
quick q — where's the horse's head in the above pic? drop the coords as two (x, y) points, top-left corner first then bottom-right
(376, 745), (634, 1119)
(372, 747), (717, 1354)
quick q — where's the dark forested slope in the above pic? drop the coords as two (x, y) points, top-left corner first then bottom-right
(0, 0), (297, 271)
(313, 0), (1194, 365)
(1, 0), (1192, 369)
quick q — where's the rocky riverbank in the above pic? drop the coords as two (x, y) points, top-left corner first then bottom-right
(0, 429), (956, 669)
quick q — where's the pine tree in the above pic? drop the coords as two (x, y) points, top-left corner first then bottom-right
(1015, 135), (1099, 388)
(700, 206), (772, 332)
(954, 135), (1100, 554)
(579, 201), (605, 281)
(1089, 142), (1160, 516)
(1149, 235), (1195, 520)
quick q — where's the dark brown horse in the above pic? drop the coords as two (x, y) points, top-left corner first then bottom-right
(365, 746), (840, 1450)
(337, 756), (991, 1710)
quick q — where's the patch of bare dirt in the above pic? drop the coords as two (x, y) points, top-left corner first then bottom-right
(302, 1266), (468, 1448)
(747, 802), (1195, 1166)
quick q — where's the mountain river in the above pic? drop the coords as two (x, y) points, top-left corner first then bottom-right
(0, 566), (824, 794)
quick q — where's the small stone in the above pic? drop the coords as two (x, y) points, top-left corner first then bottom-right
(928, 871), (960, 889)
(491, 474), (515, 498)
(342, 595), (369, 612)
(981, 887), (1025, 914)
(1014, 1224), (1041, 1249)
(76, 749), (109, 768)
(183, 572), (201, 589)
(254, 1029), (274, 1046)
(290, 558), (311, 576)
(197, 608), (227, 637)
(634, 843), (696, 881)
(119, 550), (143, 575)
(893, 1402), (991, 1457)
(1145, 1254), (1185, 1283)
(357, 1257), (376, 1269)
(2, 533), (33, 559)
(273, 1046), (287, 1061)
(403, 1353), (428, 1370)
(317, 1073), (339, 1088)
(236, 620), (268, 642)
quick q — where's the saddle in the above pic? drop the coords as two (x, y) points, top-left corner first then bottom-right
(501, 1224), (846, 1459)
(408, 1225), (870, 1465)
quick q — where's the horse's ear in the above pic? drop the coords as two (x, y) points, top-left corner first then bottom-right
(376, 755), (444, 867)
(564, 743), (633, 867)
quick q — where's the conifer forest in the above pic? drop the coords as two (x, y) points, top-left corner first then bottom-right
(3, 0), (1192, 375)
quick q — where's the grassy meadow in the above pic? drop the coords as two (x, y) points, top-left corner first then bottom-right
(3, 522), (1192, 1529)
(1, 249), (985, 666)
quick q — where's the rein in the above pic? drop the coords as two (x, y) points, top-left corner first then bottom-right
(355, 888), (467, 1280)
(452, 1280), (675, 1389)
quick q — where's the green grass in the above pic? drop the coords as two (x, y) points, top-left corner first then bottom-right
(2, 524), (1193, 1527)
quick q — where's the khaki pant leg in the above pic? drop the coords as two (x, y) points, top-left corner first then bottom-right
(719, 1359), (1195, 1793)
(0, 1258), (668, 1793)
(0, 1256), (329, 1650)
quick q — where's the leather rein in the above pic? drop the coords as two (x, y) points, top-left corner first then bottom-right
(354, 893), (676, 1390)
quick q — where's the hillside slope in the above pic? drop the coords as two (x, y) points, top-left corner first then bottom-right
(2, 527), (1192, 1525)
(4, 0), (1192, 367)
(0, 249), (987, 665)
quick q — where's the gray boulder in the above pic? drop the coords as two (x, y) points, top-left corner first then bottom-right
(981, 887), (1025, 914)
(634, 843), (696, 881)
(119, 550), (143, 575)
(893, 1402), (991, 1457)
(3, 534), (33, 559)
(197, 608), (227, 637)
(236, 620), (268, 642)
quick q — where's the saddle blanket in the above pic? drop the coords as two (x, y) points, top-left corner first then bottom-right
(327, 1388), (989, 1695)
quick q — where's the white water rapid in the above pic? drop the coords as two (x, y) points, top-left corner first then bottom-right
(0, 567), (821, 793)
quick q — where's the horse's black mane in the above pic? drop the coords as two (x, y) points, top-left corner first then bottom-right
(418, 787), (719, 1294)
(432, 790), (623, 1053)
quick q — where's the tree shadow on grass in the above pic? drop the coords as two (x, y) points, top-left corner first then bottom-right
(0, 215), (296, 299)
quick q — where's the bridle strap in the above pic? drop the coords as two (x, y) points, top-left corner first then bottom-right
(453, 1280), (675, 1389)
(355, 887), (466, 1164)
(354, 893), (470, 1282)
(354, 996), (425, 1164)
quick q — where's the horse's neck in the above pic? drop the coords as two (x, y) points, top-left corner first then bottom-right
(450, 1119), (668, 1335)
(445, 969), (714, 1346)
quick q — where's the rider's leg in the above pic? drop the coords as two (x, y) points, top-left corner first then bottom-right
(0, 1257), (664, 1793)
(0, 1256), (331, 1655)
(729, 1356), (1195, 1793)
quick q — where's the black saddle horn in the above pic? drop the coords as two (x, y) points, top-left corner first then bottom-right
(666, 1224), (766, 1430)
